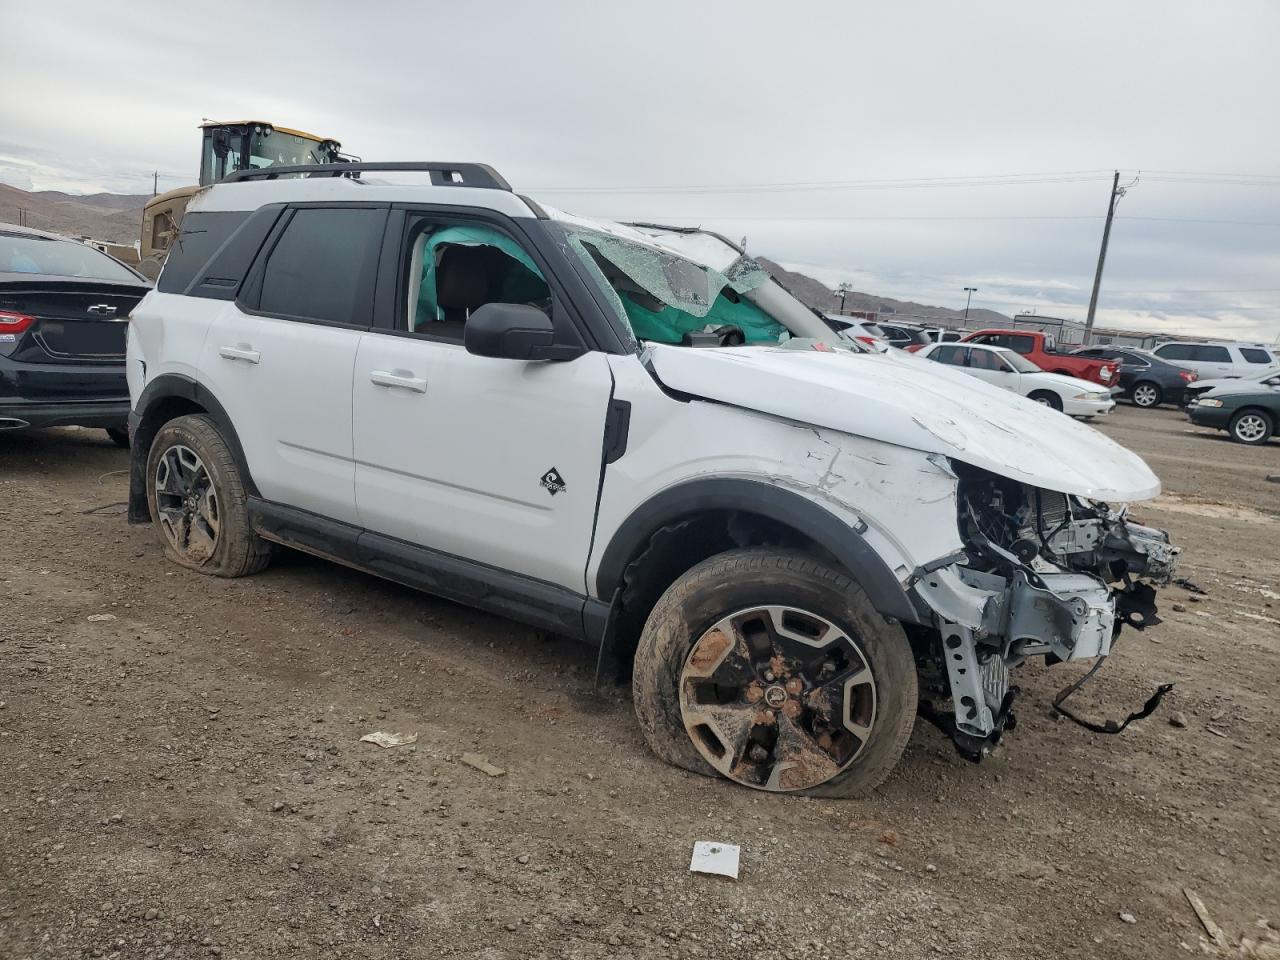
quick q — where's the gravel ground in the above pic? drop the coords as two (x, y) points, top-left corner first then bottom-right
(1, 403), (1278, 959)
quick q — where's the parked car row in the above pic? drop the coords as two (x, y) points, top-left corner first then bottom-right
(916, 342), (1115, 416)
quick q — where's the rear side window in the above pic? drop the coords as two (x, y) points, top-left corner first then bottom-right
(1154, 343), (1194, 361)
(974, 333), (1034, 352)
(156, 211), (249, 293)
(932, 345), (966, 365)
(1193, 345), (1231, 362)
(257, 208), (384, 325)
(967, 349), (1005, 371)
(1240, 347), (1274, 364)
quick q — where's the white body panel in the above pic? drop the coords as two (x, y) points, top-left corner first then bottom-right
(127, 291), (218, 416)
(586, 355), (965, 597)
(201, 306), (360, 522)
(647, 343), (1156, 502)
(351, 332), (613, 591)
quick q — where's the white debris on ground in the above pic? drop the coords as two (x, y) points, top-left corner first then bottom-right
(358, 731), (419, 748)
(689, 841), (740, 880)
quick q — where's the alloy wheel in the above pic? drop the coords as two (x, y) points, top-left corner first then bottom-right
(678, 605), (877, 792)
(154, 444), (221, 564)
(1133, 384), (1160, 407)
(1234, 414), (1269, 443)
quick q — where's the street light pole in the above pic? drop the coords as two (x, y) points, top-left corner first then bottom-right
(963, 286), (977, 321)
(1084, 170), (1136, 345)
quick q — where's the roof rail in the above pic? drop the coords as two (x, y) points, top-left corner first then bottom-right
(222, 162), (512, 191)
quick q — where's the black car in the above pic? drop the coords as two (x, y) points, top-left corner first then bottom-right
(873, 321), (933, 351)
(1186, 381), (1280, 444)
(1, 225), (151, 445)
(1071, 346), (1197, 408)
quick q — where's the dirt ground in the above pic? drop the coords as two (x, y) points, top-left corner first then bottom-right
(1, 404), (1277, 960)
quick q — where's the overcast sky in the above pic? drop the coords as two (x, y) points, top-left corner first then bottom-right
(5, 0), (1279, 341)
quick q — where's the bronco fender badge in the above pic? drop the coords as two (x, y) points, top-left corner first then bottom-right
(540, 467), (566, 496)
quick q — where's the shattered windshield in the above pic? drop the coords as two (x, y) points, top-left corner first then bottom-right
(564, 226), (791, 347)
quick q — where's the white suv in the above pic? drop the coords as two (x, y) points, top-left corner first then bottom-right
(1150, 340), (1278, 379)
(125, 161), (1177, 794)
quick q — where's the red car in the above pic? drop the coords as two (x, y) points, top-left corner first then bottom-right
(950, 329), (1119, 386)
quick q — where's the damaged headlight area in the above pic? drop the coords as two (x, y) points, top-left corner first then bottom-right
(911, 462), (1179, 761)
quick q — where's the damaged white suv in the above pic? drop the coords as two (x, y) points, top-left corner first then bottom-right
(126, 161), (1177, 795)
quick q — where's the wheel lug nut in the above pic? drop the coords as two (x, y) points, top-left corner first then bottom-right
(785, 677), (803, 695)
(744, 683), (764, 704)
(763, 670), (775, 682)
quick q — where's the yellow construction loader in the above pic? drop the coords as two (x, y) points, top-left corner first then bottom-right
(138, 120), (344, 278)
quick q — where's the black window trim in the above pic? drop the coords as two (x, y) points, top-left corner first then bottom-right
(236, 201), (390, 331)
(1193, 344), (1232, 363)
(368, 203), (593, 354)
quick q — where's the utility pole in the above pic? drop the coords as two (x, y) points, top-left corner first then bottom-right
(836, 282), (852, 314)
(1084, 170), (1132, 344)
(153, 171), (158, 197)
(963, 286), (977, 321)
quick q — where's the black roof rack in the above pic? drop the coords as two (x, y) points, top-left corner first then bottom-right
(223, 162), (512, 191)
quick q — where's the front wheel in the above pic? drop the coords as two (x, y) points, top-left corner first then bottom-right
(632, 549), (917, 797)
(145, 414), (272, 576)
(1028, 390), (1063, 411)
(1131, 382), (1163, 408)
(1229, 408), (1274, 445)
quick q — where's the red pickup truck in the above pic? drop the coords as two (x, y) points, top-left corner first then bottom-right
(953, 329), (1118, 386)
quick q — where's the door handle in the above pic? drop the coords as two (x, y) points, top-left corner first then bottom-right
(219, 344), (261, 364)
(370, 369), (427, 393)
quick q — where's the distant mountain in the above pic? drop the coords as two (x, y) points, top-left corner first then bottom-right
(0, 184), (148, 244)
(756, 257), (1010, 328)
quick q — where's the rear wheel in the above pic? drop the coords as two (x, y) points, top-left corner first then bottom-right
(1131, 382), (1162, 408)
(145, 414), (271, 576)
(105, 426), (130, 448)
(1229, 408), (1274, 445)
(632, 549), (917, 797)
(1028, 390), (1063, 411)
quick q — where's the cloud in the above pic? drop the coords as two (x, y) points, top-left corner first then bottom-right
(2, 0), (1278, 341)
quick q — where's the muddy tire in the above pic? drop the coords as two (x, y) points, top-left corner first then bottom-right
(632, 548), (917, 797)
(1228, 408), (1274, 445)
(145, 414), (271, 577)
(1028, 390), (1063, 411)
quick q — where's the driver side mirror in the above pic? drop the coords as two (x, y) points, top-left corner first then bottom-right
(464, 303), (583, 361)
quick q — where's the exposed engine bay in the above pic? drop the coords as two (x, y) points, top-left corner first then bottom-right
(911, 462), (1179, 760)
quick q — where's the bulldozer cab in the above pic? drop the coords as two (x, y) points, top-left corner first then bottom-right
(198, 121), (342, 185)
(138, 121), (344, 279)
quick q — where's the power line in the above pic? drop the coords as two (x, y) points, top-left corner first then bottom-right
(529, 169), (1117, 194)
(1119, 215), (1280, 227)
(600, 214), (1105, 222)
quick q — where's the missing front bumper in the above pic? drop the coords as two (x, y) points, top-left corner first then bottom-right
(911, 520), (1175, 753)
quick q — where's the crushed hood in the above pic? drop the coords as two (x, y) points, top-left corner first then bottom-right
(649, 344), (1161, 502)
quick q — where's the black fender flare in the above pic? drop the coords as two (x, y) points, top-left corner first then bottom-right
(127, 374), (256, 523)
(593, 477), (921, 625)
